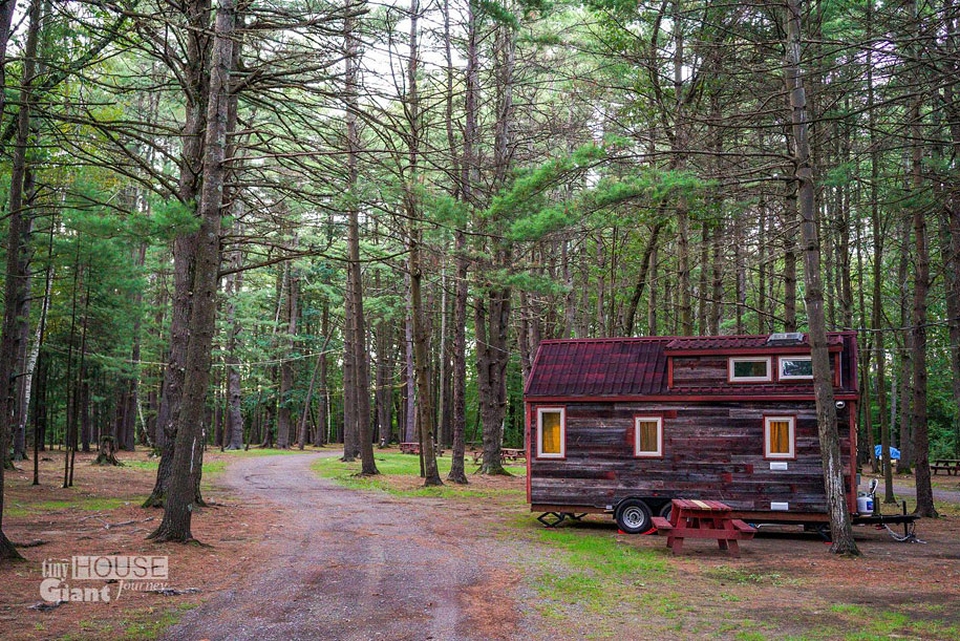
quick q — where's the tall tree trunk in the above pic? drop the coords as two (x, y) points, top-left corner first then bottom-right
(277, 261), (298, 449)
(445, 0), (473, 486)
(624, 221), (664, 335)
(448, 230), (470, 484)
(404, 0), (440, 485)
(374, 323), (393, 446)
(474, 18), (518, 476)
(30, 231), (53, 485)
(865, 0), (895, 503)
(757, 194), (769, 334)
(144, 0), (212, 508)
(783, 218), (798, 333)
(12, 170), (33, 462)
(298, 337), (329, 449)
(317, 303), (331, 445)
(150, 0), (235, 542)
(475, 287), (511, 476)
(672, 0), (693, 336)
(118, 240), (147, 452)
(223, 239), (245, 451)
(735, 208), (746, 334)
(941, 0), (960, 459)
(906, 33), (936, 517)
(342, 0), (376, 474)
(0, 0), (37, 561)
(784, 0), (859, 555)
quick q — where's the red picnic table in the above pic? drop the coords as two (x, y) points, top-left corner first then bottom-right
(651, 498), (756, 557)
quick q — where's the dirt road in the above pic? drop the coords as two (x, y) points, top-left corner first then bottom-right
(161, 453), (535, 641)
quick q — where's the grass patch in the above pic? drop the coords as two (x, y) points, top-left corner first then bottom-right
(537, 528), (668, 579)
(5, 497), (132, 518)
(121, 459), (160, 471)
(811, 602), (960, 641)
(200, 459), (227, 479)
(707, 564), (799, 587)
(528, 527), (675, 631)
(311, 452), (526, 500)
(120, 602), (199, 640)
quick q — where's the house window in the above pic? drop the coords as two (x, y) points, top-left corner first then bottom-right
(779, 356), (813, 380)
(537, 407), (565, 458)
(634, 416), (663, 458)
(764, 415), (795, 459)
(729, 357), (772, 382)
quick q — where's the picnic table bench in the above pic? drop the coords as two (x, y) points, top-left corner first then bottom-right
(932, 459), (960, 475)
(652, 498), (756, 557)
(398, 442), (443, 457)
(470, 447), (526, 465)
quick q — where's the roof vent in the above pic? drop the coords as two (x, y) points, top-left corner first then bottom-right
(766, 332), (805, 345)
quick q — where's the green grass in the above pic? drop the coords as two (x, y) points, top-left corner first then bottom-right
(767, 603), (960, 641)
(119, 603), (199, 640)
(54, 602), (198, 640)
(707, 564), (799, 587)
(528, 527), (676, 631)
(536, 528), (669, 578)
(5, 497), (132, 518)
(311, 452), (526, 499)
(200, 459), (226, 479)
(121, 459), (160, 471)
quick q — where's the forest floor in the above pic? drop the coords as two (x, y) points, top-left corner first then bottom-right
(0, 448), (958, 640)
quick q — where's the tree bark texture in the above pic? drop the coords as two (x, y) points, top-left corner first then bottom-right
(0, 0), (38, 562)
(784, 0), (859, 555)
(151, 0), (235, 542)
(145, 0), (212, 508)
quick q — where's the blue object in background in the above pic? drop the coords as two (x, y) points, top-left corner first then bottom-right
(874, 444), (901, 460)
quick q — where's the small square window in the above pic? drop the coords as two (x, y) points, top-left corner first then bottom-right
(729, 357), (772, 382)
(764, 415), (795, 459)
(779, 356), (813, 380)
(634, 416), (663, 458)
(537, 408), (565, 459)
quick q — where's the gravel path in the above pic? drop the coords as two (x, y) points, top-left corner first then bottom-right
(161, 453), (536, 641)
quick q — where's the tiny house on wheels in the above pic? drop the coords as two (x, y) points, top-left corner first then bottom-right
(524, 332), (865, 534)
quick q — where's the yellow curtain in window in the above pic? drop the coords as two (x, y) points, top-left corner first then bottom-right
(769, 420), (790, 454)
(541, 412), (561, 454)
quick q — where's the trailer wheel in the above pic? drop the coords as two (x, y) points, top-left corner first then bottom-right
(615, 499), (652, 534)
(659, 502), (672, 521)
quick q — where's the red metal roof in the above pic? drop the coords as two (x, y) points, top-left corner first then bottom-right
(524, 333), (858, 399)
(524, 338), (671, 398)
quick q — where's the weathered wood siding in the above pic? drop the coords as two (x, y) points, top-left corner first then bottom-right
(671, 357), (728, 386)
(528, 401), (852, 515)
(671, 355), (837, 387)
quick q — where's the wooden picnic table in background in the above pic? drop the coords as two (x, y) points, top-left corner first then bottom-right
(932, 459), (960, 475)
(470, 447), (526, 465)
(398, 442), (444, 457)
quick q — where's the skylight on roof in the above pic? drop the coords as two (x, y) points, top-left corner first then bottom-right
(766, 332), (804, 346)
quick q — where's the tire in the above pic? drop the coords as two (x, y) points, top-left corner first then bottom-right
(615, 498), (652, 534)
(658, 502), (672, 521)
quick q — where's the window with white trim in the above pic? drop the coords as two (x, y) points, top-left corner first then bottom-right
(764, 415), (796, 459)
(634, 416), (663, 458)
(779, 356), (813, 380)
(537, 407), (565, 458)
(729, 357), (772, 382)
